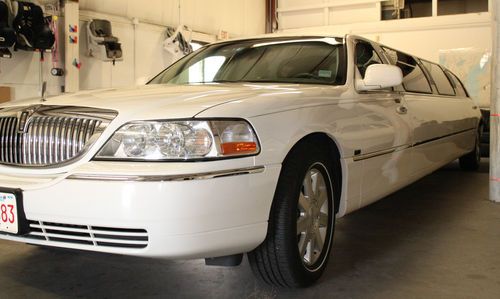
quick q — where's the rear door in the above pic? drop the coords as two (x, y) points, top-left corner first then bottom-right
(381, 46), (478, 177)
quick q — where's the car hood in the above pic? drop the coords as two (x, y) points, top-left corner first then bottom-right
(1, 83), (324, 120)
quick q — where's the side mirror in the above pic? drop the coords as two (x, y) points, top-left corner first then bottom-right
(357, 64), (403, 91)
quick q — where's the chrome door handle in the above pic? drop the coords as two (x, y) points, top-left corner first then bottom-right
(396, 106), (408, 114)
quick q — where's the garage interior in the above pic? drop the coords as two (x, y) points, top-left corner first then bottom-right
(0, 0), (499, 297)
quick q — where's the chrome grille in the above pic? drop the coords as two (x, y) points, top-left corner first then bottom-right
(0, 117), (19, 163)
(0, 105), (117, 167)
(26, 220), (149, 249)
(0, 116), (101, 166)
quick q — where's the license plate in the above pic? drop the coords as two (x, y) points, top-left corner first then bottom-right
(0, 192), (19, 234)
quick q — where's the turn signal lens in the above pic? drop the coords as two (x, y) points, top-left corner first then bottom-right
(221, 142), (258, 155)
(211, 120), (260, 157)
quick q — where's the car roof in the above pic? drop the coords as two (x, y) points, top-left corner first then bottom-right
(210, 33), (347, 46)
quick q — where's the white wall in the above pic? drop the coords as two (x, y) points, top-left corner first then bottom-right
(78, 11), (183, 90)
(278, 0), (382, 29)
(80, 0), (266, 38)
(280, 13), (492, 62)
(0, 0), (266, 101)
(277, 0), (492, 60)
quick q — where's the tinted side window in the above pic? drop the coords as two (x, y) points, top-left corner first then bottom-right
(355, 41), (383, 78)
(382, 47), (432, 94)
(445, 70), (468, 97)
(421, 61), (455, 96)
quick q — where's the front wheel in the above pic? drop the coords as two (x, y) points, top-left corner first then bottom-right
(248, 142), (338, 287)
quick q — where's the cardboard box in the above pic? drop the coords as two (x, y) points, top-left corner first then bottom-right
(0, 86), (11, 103)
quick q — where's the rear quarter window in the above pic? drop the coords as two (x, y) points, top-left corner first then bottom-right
(421, 61), (455, 96)
(445, 70), (468, 97)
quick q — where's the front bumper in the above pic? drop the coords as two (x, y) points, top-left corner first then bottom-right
(0, 164), (281, 259)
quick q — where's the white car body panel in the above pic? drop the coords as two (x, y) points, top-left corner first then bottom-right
(0, 35), (481, 259)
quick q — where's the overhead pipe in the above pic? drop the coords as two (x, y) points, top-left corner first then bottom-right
(265, 0), (277, 33)
(64, 0), (79, 92)
(492, 0), (500, 202)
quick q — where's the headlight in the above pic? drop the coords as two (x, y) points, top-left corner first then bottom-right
(95, 119), (260, 161)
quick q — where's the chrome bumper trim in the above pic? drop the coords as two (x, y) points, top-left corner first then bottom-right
(67, 166), (266, 182)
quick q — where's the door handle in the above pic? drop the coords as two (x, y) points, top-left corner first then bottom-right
(396, 106), (408, 114)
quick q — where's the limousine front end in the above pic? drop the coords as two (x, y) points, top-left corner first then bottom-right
(0, 104), (281, 259)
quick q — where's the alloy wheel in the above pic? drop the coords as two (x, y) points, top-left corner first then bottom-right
(297, 163), (330, 269)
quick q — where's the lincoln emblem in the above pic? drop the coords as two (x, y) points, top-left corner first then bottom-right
(17, 111), (29, 133)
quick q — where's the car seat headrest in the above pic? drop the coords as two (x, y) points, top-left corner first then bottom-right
(89, 20), (114, 38)
(87, 19), (123, 62)
(0, 1), (16, 51)
(13, 1), (54, 51)
(0, 1), (9, 26)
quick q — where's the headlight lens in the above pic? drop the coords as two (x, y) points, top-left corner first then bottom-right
(121, 124), (155, 157)
(95, 119), (259, 161)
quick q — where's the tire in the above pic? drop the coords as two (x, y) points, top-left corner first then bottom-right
(459, 126), (482, 171)
(248, 140), (339, 287)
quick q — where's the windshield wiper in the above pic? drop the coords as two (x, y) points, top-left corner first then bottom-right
(212, 79), (283, 84)
(211, 80), (239, 83)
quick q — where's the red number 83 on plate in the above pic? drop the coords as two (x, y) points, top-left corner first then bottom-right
(0, 192), (18, 234)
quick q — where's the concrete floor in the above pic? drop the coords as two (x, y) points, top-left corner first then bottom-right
(0, 160), (499, 298)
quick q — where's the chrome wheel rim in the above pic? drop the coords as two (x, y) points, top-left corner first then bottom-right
(297, 163), (330, 268)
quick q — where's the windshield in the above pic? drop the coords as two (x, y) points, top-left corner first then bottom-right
(149, 37), (346, 85)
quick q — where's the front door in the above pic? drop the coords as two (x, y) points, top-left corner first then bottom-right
(349, 38), (413, 209)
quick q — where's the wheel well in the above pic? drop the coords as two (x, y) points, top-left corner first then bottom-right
(283, 133), (343, 213)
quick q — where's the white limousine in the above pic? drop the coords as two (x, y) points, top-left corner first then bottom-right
(0, 35), (481, 287)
